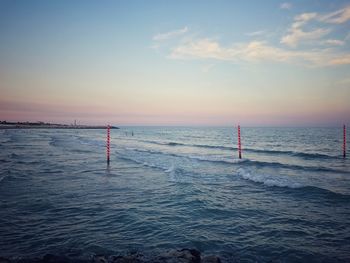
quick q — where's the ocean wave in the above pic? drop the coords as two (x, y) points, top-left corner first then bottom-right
(118, 155), (195, 184)
(119, 152), (350, 199)
(236, 168), (350, 199)
(0, 175), (8, 184)
(250, 149), (338, 159)
(300, 185), (350, 201)
(165, 164), (175, 173)
(237, 168), (302, 188)
(164, 164), (186, 183)
(243, 159), (349, 174)
(49, 136), (67, 147)
(119, 155), (164, 171)
(49, 135), (106, 150)
(9, 153), (21, 159)
(138, 139), (233, 150)
(71, 149), (92, 154)
(135, 139), (338, 159)
(121, 147), (348, 174)
(78, 137), (105, 147)
(123, 148), (247, 168)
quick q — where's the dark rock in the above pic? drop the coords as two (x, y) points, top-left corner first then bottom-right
(201, 255), (221, 263)
(0, 257), (11, 263)
(42, 254), (70, 263)
(108, 255), (142, 263)
(17, 258), (44, 263)
(0, 248), (220, 263)
(157, 249), (201, 263)
(92, 255), (107, 263)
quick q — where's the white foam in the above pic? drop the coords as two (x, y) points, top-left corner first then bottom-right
(237, 168), (302, 188)
(142, 162), (157, 169)
(165, 164), (175, 173)
(164, 163), (192, 184)
(165, 164), (177, 182)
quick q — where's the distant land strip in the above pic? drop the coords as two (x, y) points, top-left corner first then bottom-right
(0, 121), (119, 129)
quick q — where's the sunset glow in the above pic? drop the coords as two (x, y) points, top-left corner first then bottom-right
(1, 0), (350, 126)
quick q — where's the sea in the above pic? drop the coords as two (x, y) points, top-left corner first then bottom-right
(0, 127), (349, 262)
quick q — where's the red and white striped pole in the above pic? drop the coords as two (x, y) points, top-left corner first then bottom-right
(107, 125), (110, 164)
(238, 125), (242, 159)
(344, 124), (346, 158)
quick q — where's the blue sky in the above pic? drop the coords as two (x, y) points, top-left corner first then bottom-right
(0, 0), (350, 125)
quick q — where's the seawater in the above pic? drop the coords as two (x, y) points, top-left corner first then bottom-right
(0, 127), (349, 262)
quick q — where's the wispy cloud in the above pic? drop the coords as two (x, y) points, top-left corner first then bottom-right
(280, 13), (330, 47)
(318, 6), (350, 24)
(169, 39), (290, 62)
(169, 39), (224, 60)
(154, 6), (350, 68)
(280, 2), (292, 10)
(323, 39), (345, 46)
(281, 6), (350, 47)
(245, 30), (265, 37)
(281, 28), (330, 48)
(329, 55), (350, 65)
(153, 27), (188, 41)
(168, 39), (350, 67)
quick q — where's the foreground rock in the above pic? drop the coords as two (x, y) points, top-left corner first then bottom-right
(155, 249), (201, 263)
(1, 249), (221, 263)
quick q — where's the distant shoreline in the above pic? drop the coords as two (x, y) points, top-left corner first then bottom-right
(0, 121), (119, 129)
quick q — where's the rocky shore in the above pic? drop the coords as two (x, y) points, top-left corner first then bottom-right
(0, 249), (221, 263)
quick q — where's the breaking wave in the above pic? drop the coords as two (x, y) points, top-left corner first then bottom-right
(136, 139), (338, 159)
(237, 168), (302, 188)
(120, 147), (349, 174)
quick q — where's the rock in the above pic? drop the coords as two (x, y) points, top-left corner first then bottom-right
(14, 258), (42, 263)
(42, 254), (70, 263)
(157, 249), (201, 263)
(201, 255), (221, 263)
(92, 255), (107, 263)
(0, 257), (11, 263)
(108, 255), (142, 263)
(0, 248), (221, 263)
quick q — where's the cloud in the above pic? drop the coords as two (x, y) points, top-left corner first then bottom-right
(281, 6), (350, 47)
(329, 55), (350, 65)
(169, 39), (226, 60)
(323, 39), (345, 46)
(319, 6), (350, 24)
(245, 30), (265, 37)
(153, 27), (188, 41)
(280, 2), (292, 10)
(281, 12), (330, 47)
(155, 6), (350, 68)
(281, 28), (330, 47)
(169, 39), (290, 62)
(168, 39), (350, 67)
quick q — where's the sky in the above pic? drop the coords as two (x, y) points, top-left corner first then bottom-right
(0, 0), (350, 126)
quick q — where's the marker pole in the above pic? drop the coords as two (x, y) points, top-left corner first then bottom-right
(344, 124), (346, 158)
(238, 125), (242, 159)
(107, 125), (110, 164)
